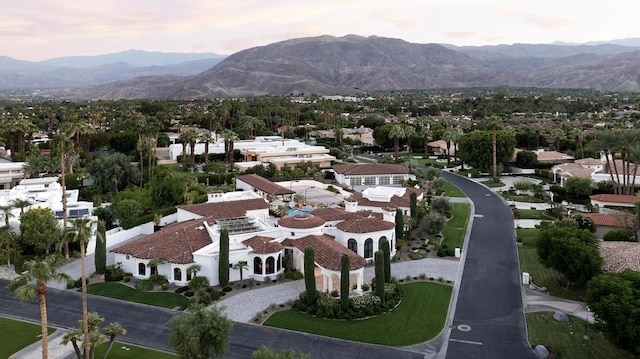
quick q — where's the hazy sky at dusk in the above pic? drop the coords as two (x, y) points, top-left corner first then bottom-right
(2, 0), (638, 61)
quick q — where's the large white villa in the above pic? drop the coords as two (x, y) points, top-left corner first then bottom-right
(168, 135), (336, 170)
(111, 190), (399, 292)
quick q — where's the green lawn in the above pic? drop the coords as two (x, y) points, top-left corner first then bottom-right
(514, 209), (555, 220)
(264, 282), (452, 346)
(0, 317), (54, 358)
(480, 179), (505, 188)
(441, 203), (471, 249)
(87, 282), (190, 310)
(527, 312), (633, 359)
(517, 228), (586, 301)
(440, 181), (466, 198)
(94, 341), (176, 359)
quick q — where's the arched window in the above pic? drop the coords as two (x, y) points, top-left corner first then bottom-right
(266, 257), (275, 274)
(174, 268), (182, 281)
(138, 263), (146, 276)
(364, 238), (373, 258)
(277, 254), (282, 271)
(347, 238), (358, 253)
(254, 257), (263, 275)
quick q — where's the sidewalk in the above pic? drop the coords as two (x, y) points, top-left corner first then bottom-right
(9, 329), (74, 359)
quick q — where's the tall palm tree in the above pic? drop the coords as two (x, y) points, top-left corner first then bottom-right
(530, 123), (543, 150)
(199, 131), (215, 165)
(66, 217), (94, 359)
(550, 128), (566, 152)
(590, 130), (623, 194)
(450, 128), (464, 163)
(51, 132), (74, 259)
(221, 129), (239, 171)
(388, 124), (407, 161)
(403, 125), (416, 156)
(8, 254), (72, 359)
(418, 117), (434, 156)
(487, 116), (502, 180)
(441, 129), (456, 166)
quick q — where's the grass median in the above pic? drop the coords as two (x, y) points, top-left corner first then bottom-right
(264, 282), (452, 346)
(0, 317), (54, 358)
(86, 282), (190, 310)
(441, 202), (471, 250)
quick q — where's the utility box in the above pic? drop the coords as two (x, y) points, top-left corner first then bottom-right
(522, 272), (530, 285)
(455, 248), (461, 258)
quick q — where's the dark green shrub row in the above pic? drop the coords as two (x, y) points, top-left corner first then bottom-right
(603, 229), (635, 242)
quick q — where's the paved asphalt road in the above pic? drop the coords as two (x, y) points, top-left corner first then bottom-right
(0, 279), (424, 358)
(441, 171), (537, 359)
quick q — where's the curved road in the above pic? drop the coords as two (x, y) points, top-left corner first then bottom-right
(441, 171), (537, 359)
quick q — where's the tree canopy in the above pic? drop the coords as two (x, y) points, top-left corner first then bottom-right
(169, 304), (233, 359)
(458, 130), (516, 172)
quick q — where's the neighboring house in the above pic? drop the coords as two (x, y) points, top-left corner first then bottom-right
(533, 149), (575, 163)
(348, 186), (424, 217)
(589, 193), (640, 211)
(168, 136), (335, 170)
(333, 163), (415, 191)
(0, 176), (96, 246)
(552, 154), (640, 188)
(0, 162), (25, 189)
(427, 140), (454, 157)
(236, 174), (295, 202)
(581, 213), (635, 239)
(111, 190), (398, 292)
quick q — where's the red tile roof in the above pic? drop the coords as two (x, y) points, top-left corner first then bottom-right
(581, 213), (635, 227)
(111, 219), (212, 264)
(333, 163), (410, 175)
(237, 174), (294, 195)
(336, 217), (395, 233)
(278, 214), (326, 229)
(282, 234), (367, 271)
(311, 207), (374, 221)
(590, 194), (640, 204)
(178, 198), (268, 218)
(242, 236), (283, 254)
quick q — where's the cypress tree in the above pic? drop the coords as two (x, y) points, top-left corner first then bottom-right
(375, 251), (385, 302)
(395, 208), (404, 241)
(304, 247), (317, 305)
(409, 192), (417, 218)
(218, 228), (230, 287)
(340, 254), (350, 311)
(381, 238), (391, 283)
(94, 220), (107, 274)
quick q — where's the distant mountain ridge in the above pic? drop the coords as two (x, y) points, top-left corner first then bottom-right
(0, 50), (225, 89)
(6, 35), (640, 97)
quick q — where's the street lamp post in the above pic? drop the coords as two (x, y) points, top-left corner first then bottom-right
(583, 305), (590, 341)
(304, 186), (315, 207)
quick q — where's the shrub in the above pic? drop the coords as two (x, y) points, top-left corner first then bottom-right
(123, 276), (131, 283)
(603, 228), (635, 242)
(361, 283), (370, 291)
(135, 279), (154, 291)
(184, 291), (195, 297)
(408, 248), (428, 260)
(209, 290), (221, 301)
(161, 283), (169, 291)
(104, 263), (125, 282)
(150, 274), (168, 286)
(222, 286), (233, 293)
(198, 295), (212, 305)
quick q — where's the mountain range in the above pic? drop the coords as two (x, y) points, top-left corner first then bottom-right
(3, 35), (640, 98)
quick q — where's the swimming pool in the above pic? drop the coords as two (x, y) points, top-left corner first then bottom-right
(287, 209), (311, 217)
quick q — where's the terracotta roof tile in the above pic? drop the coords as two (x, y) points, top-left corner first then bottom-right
(336, 217), (395, 233)
(333, 163), (410, 176)
(311, 207), (373, 221)
(110, 219), (211, 264)
(283, 234), (367, 270)
(242, 236), (283, 254)
(581, 213), (635, 227)
(278, 214), (326, 229)
(237, 174), (294, 195)
(178, 198), (268, 218)
(590, 193), (640, 204)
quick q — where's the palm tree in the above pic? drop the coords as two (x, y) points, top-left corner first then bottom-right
(147, 256), (165, 276)
(530, 123), (543, 150)
(199, 131), (215, 165)
(66, 217), (94, 359)
(450, 128), (464, 164)
(550, 128), (566, 152)
(51, 132), (74, 259)
(0, 203), (14, 227)
(388, 124), (407, 161)
(0, 225), (19, 266)
(221, 129), (239, 171)
(12, 198), (31, 216)
(8, 254), (72, 359)
(178, 128), (199, 171)
(441, 129), (456, 166)
(101, 322), (127, 359)
(232, 261), (249, 284)
(590, 130), (623, 194)
(417, 117), (433, 156)
(403, 125), (416, 156)
(487, 116), (502, 180)
(186, 264), (201, 281)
